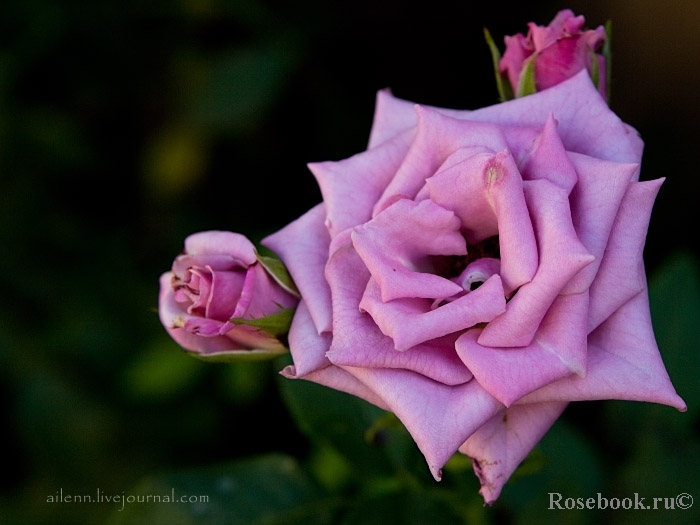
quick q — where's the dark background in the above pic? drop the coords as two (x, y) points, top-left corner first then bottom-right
(1, 1), (698, 523)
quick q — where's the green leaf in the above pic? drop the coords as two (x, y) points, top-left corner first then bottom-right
(499, 419), (604, 525)
(339, 486), (465, 525)
(515, 55), (537, 98)
(483, 27), (513, 102)
(257, 254), (300, 298)
(277, 364), (409, 481)
(105, 454), (338, 525)
(648, 251), (700, 426)
(231, 307), (296, 339)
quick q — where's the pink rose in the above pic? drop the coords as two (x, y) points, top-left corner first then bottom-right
(159, 231), (299, 358)
(498, 9), (607, 99)
(262, 71), (686, 503)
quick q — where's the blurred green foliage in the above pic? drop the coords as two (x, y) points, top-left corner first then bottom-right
(0, 1), (698, 524)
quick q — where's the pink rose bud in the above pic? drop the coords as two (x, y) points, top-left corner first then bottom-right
(159, 231), (299, 359)
(486, 9), (608, 100)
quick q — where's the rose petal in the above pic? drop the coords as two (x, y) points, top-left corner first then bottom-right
(352, 199), (465, 301)
(343, 365), (504, 481)
(564, 152), (637, 293)
(183, 231), (258, 265)
(262, 203), (333, 333)
(459, 401), (568, 505)
(207, 268), (245, 320)
(281, 363), (390, 412)
(159, 272), (249, 354)
(232, 263), (298, 319)
(373, 107), (511, 215)
(587, 179), (663, 332)
(458, 292), (589, 406)
(368, 88), (421, 149)
(518, 114), (578, 192)
(519, 291), (687, 411)
(284, 299), (332, 377)
(425, 149), (539, 293)
(309, 128), (413, 239)
(468, 70), (643, 170)
(325, 240), (473, 385)
(479, 179), (594, 347)
(360, 274), (506, 351)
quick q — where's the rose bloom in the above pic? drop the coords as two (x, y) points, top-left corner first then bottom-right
(262, 71), (686, 503)
(159, 231), (299, 357)
(500, 9), (607, 99)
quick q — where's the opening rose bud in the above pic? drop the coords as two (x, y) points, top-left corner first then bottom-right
(486, 9), (609, 101)
(159, 230), (300, 360)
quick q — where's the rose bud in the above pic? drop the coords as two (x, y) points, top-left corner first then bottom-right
(263, 71), (685, 504)
(486, 9), (608, 100)
(159, 231), (299, 360)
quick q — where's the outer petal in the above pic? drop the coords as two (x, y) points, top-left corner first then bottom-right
(283, 299), (332, 377)
(479, 179), (594, 347)
(262, 204), (333, 334)
(344, 365), (504, 481)
(459, 401), (568, 505)
(183, 230), (258, 265)
(457, 292), (589, 406)
(367, 88), (421, 149)
(587, 179), (663, 332)
(467, 70), (644, 170)
(309, 128), (413, 239)
(519, 291), (687, 411)
(281, 364), (390, 413)
(563, 152), (637, 293)
(366, 72), (643, 171)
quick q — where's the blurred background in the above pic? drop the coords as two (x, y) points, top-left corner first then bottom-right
(1, 0), (698, 523)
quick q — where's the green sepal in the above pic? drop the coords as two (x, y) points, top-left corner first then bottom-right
(257, 253), (300, 298)
(516, 55), (537, 98)
(483, 27), (513, 102)
(185, 346), (289, 363)
(231, 307), (296, 339)
(603, 19), (612, 103)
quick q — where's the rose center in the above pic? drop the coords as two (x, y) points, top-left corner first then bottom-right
(432, 235), (500, 283)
